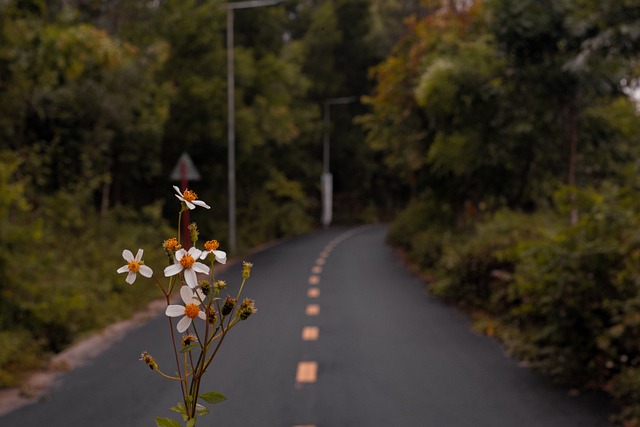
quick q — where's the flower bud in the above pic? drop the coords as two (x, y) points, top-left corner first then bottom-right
(140, 351), (158, 371)
(221, 296), (237, 316)
(214, 280), (227, 292)
(188, 223), (199, 245)
(238, 298), (256, 320)
(242, 261), (253, 279)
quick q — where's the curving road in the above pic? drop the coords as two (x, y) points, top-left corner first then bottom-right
(0, 224), (614, 426)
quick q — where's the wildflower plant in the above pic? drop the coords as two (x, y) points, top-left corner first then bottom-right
(117, 187), (256, 427)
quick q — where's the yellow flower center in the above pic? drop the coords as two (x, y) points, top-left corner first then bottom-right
(182, 189), (197, 202)
(180, 254), (195, 269)
(163, 238), (181, 251)
(204, 240), (219, 251)
(184, 303), (200, 319)
(128, 260), (140, 273)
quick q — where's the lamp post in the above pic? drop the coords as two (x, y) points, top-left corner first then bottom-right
(224, 0), (281, 255)
(321, 96), (357, 228)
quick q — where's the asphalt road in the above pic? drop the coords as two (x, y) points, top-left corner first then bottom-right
(0, 224), (614, 427)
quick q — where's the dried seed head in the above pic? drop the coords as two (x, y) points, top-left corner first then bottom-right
(200, 280), (211, 296)
(238, 298), (256, 321)
(140, 351), (158, 371)
(181, 334), (198, 347)
(221, 296), (237, 316)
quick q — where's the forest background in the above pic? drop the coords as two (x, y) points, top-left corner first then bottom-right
(3, 0), (640, 424)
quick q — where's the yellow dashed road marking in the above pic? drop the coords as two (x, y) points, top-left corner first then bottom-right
(305, 304), (320, 316)
(296, 361), (318, 383)
(307, 287), (320, 298)
(302, 326), (319, 341)
(311, 265), (322, 274)
(308, 275), (320, 285)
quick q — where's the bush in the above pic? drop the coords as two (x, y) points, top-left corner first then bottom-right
(506, 188), (639, 387)
(429, 209), (552, 314)
(0, 158), (172, 386)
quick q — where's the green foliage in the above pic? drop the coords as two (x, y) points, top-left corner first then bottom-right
(0, 153), (171, 385)
(430, 210), (554, 313)
(505, 188), (636, 385)
(388, 182), (640, 422)
(199, 391), (227, 404)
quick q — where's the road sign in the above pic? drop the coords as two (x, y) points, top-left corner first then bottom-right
(170, 152), (201, 181)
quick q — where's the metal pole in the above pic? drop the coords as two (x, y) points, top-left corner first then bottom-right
(323, 101), (330, 174)
(227, 7), (237, 255)
(224, 0), (281, 255)
(320, 96), (357, 228)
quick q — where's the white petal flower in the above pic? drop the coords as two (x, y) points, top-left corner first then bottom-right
(117, 249), (153, 285)
(173, 185), (210, 210)
(165, 286), (206, 333)
(200, 240), (227, 264)
(163, 247), (210, 288)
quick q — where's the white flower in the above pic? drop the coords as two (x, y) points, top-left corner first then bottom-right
(164, 247), (210, 288)
(117, 249), (153, 284)
(165, 286), (206, 333)
(201, 240), (227, 264)
(173, 185), (210, 210)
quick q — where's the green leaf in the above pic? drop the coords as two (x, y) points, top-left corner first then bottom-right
(186, 418), (196, 427)
(154, 417), (182, 427)
(170, 402), (189, 421)
(195, 403), (209, 416)
(180, 344), (199, 353)
(170, 403), (187, 415)
(199, 391), (227, 404)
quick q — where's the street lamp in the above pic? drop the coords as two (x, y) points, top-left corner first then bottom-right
(223, 0), (281, 254)
(321, 96), (357, 228)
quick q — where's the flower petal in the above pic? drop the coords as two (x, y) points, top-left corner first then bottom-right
(166, 305), (185, 317)
(214, 250), (227, 264)
(192, 200), (211, 209)
(173, 185), (183, 197)
(187, 247), (202, 258)
(176, 316), (192, 333)
(135, 249), (144, 262)
(122, 249), (134, 262)
(192, 262), (210, 275)
(185, 200), (196, 210)
(174, 248), (187, 261)
(180, 286), (193, 304)
(126, 272), (137, 284)
(164, 263), (183, 277)
(117, 265), (129, 274)
(139, 265), (153, 278)
(198, 311), (206, 320)
(184, 268), (198, 289)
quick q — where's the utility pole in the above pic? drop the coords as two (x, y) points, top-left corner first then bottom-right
(223, 0), (281, 254)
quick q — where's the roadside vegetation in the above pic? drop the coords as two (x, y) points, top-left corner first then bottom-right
(3, 0), (640, 425)
(368, 1), (640, 425)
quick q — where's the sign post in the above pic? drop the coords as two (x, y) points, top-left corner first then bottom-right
(170, 153), (201, 249)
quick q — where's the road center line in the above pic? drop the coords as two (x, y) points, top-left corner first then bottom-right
(302, 326), (319, 341)
(305, 304), (320, 316)
(295, 361), (318, 383)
